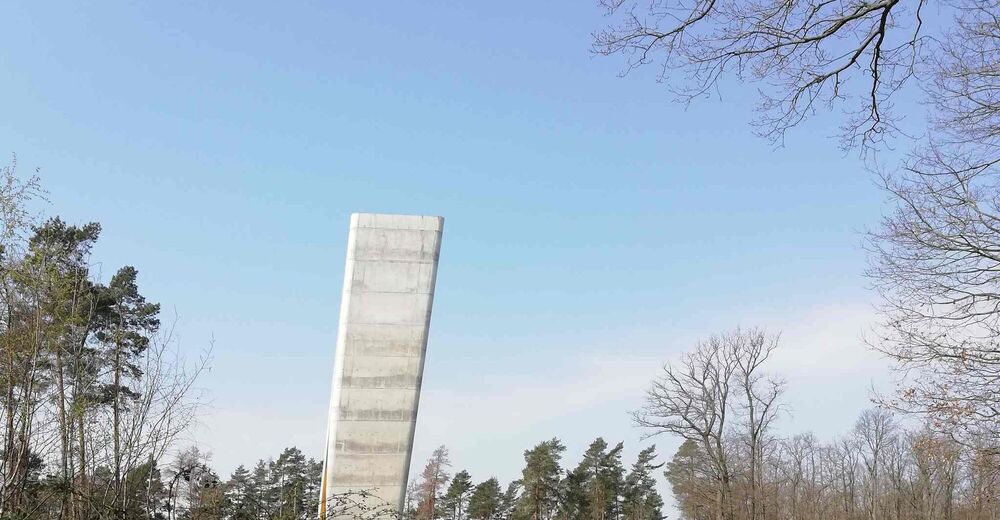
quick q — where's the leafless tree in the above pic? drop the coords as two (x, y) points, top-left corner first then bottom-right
(415, 446), (452, 520)
(593, 0), (934, 149)
(0, 156), (44, 252)
(855, 408), (897, 520)
(654, 327), (999, 520)
(92, 325), (210, 518)
(865, 145), (1000, 442)
(731, 329), (784, 520)
(861, 0), (1000, 458)
(636, 328), (784, 520)
(594, 0), (1000, 459)
(635, 333), (736, 520)
(667, 407), (998, 520)
(0, 158), (49, 513)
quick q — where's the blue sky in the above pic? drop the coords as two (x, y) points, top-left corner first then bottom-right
(2, 0), (893, 507)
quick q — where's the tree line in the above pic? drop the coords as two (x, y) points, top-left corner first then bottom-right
(403, 441), (663, 520)
(0, 162), (209, 519)
(71, 436), (664, 520)
(10, 16), (1000, 511)
(595, 2), (1000, 518)
(642, 329), (1000, 520)
(0, 162), (668, 520)
(143, 445), (325, 520)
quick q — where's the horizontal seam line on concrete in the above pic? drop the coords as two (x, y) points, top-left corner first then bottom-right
(344, 325), (426, 328)
(345, 323), (430, 326)
(341, 355), (423, 358)
(346, 257), (437, 260)
(346, 259), (438, 263)
(333, 419), (415, 422)
(344, 290), (434, 295)
(350, 226), (442, 231)
(337, 387), (420, 390)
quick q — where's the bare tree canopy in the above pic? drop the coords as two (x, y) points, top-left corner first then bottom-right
(645, 330), (1000, 520)
(634, 327), (783, 520)
(861, 1), (1000, 442)
(867, 150), (1000, 442)
(592, 0), (1000, 150)
(594, 0), (1000, 448)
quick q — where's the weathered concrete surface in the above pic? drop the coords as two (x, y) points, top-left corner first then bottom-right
(320, 213), (444, 519)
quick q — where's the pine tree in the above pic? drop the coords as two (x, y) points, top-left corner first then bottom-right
(468, 478), (503, 520)
(577, 439), (607, 520)
(226, 465), (256, 520)
(560, 465), (589, 520)
(123, 458), (166, 520)
(561, 439), (624, 520)
(20, 218), (103, 516)
(303, 457), (323, 520)
(251, 459), (274, 518)
(499, 482), (521, 520)
(665, 440), (712, 519)
(273, 447), (309, 520)
(621, 447), (663, 520)
(596, 442), (624, 520)
(93, 265), (161, 509)
(516, 439), (565, 520)
(443, 470), (474, 520)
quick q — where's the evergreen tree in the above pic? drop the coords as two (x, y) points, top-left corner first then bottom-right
(222, 449), (323, 520)
(665, 440), (713, 520)
(467, 478), (502, 520)
(225, 465), (256, 520)
(562, 439), (624, 520)
(19, 218), (103, 516)
(123, 458), (166, 520)
(443, 470), (474, 520)
(93, 265), (161, 505)
(273, 447), (309, 520)
(560, 465), (589, 520)
(303, 457), (323, 520)
(516, 439), (565, 520)
(621, 447), (663, 520)
(251, 459), (275, 518)
(576, 439), (607, 520)
(498, 482), (521, 520)
(595, 442), (624, 520)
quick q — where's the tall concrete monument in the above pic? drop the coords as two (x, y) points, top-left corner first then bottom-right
(320, 213), (444, 519)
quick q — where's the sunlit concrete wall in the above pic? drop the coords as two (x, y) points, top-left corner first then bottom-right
(320, 213), (444, 519)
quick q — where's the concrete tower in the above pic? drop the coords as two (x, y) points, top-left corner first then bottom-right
(320, 213), (444, 519)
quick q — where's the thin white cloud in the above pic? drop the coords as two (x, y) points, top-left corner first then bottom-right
(409, 300), (892, 506)
(198, 298), (893, 520)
